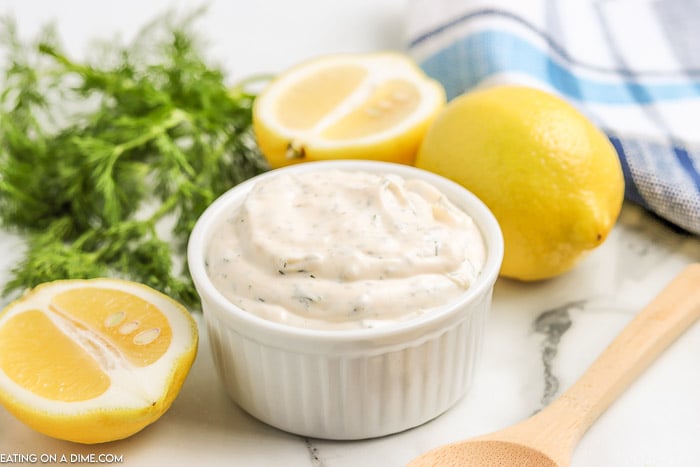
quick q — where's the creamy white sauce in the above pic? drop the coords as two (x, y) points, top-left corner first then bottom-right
(205, 170), (486, 330)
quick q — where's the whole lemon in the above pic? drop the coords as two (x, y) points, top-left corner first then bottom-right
(415, 85), (624, 281)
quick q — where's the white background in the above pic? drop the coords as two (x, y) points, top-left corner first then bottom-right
(0, 0), (407, 83)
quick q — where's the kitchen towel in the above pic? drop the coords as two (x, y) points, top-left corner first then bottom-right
(407, 0), (700, 235)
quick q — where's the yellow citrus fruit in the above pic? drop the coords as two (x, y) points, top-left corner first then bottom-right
(253, 52), (446, 168)
(416, 85), (624, 280)
(0, 279), (198, 444)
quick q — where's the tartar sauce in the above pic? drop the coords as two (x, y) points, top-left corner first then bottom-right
(205, 169), (486, 330)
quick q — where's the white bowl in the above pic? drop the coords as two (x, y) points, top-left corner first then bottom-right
(188, 160), (503, 440)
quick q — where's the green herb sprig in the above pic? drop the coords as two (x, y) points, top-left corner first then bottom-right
(0, 11), (269, 308)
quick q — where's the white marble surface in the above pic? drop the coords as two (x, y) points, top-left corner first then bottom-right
(1, 1), (700, 466)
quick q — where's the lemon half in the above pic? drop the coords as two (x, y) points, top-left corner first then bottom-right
(0, 279), (198, 444)
(253, 52), (446, 168)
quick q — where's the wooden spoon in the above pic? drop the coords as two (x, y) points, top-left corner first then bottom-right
(409, 263), (700, 467)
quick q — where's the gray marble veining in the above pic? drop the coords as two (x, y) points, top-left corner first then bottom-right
(533, 303), (575, 408)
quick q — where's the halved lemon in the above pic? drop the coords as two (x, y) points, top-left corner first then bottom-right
(0, 279), (198, 444)
(253, 52), (446, 168)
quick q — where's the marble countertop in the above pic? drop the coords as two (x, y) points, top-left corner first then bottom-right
(2, 1), (700, 466)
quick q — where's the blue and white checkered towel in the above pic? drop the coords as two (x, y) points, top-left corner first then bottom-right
(407, 0), (700, 235)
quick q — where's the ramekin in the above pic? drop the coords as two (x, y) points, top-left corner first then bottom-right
(187, 160), (503, 440)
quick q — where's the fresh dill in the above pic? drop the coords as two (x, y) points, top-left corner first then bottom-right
(0, 11), (269, 309)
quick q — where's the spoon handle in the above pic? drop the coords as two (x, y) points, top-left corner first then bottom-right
(527, 263), (700, 457)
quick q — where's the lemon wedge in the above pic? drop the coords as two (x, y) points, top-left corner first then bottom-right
(0, 279), (198, 444)
(253, 52), (446, 168)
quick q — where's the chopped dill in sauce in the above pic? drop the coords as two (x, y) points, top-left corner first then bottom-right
(205, 170), (486, 330)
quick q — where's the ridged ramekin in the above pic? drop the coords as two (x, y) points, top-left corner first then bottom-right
(188, 160), (503, 440)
